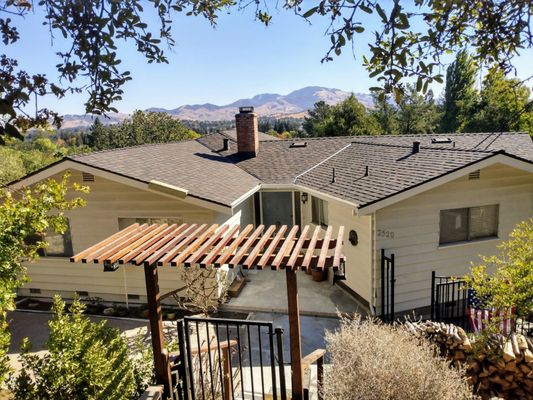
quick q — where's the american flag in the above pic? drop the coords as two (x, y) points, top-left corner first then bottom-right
(466, 289), (516, 335)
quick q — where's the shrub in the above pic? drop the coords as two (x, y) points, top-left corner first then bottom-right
(465, 218), (533, 318)
(9, 296), (146, 400)
(322, 317), (476, 400)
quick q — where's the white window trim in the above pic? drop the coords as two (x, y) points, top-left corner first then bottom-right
(438, 204), (499, 246)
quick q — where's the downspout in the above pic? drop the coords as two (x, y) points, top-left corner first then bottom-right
(370, 211), (377, 315)
(123, 265), (129, 308)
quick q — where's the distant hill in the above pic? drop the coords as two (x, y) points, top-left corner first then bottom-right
(60, 113), (130, 130)
(59, 86), (372, 128)
(147, 86), (372, 121)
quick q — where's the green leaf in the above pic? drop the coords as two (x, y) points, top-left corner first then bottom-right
(303, 7), (318, 18)
(376, 4), (387, 22)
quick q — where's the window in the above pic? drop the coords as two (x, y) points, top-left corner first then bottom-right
(44, 222), (74, 256)
(311, 196), (328, 227)
(439, 205), (499, 245)
(28, 219), (74, 257)
(118, 217), (183, 230)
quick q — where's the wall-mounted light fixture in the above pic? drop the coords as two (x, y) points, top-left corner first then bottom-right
(103, 260), (120, 272)
(333, 260), (346, 282)
(301, 192), (308, 204)
(349, 229), (358, 246)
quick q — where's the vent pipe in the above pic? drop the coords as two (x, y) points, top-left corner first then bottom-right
(412, 141), (421, 154)
(222, 138), (230, 151)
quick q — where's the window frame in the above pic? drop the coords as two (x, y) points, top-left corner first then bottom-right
(311, 196), (329, 227)
(439, 204), (499, 245)
(37, 219), (74, 258)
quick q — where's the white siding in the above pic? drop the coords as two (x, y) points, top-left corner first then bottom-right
(19, 169), (239, 303)
(301, 195), (373, 304)
(374, 164), (533, 312)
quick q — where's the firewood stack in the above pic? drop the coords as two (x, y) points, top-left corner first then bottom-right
(404, 320), (533, 400)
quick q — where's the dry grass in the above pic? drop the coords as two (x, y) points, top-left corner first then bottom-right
(322, 316), (477, 400)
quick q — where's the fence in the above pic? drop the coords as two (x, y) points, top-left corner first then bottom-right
(429, 271), (532, 337)
(380, 249), (395, 322)
(172, 316), (287, 400)
(430, 272), (469, 329)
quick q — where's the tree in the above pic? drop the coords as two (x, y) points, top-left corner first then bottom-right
(440, 51), (478, 133)
(177, 266), (230, 316)
(2, 1), (533, 140)
(302, 101), (333, 137)
(9, 296), (145, 399)
(303, 95), (378, 137)
(0, 173), (87, 384)
(86, 110), (199, 150)
(371, 93), (399, 135)
(396, 85), (440, 135)
(464, 219), (533, 319)
(465, 70), (533, 134)
(0, 146), (25, 185)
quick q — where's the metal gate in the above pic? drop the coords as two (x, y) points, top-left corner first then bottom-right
(430, 272), (468, 329)
(380, 249), (395, 322)
(174, 316), (287, 400)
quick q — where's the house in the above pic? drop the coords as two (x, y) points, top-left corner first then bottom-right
(9, 107), (533, 315)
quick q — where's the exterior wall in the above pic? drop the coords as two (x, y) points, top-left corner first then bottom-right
(214, 196), (254, 227)
(374, 164), (533, 313)
(300, 194), (373, 305)
(19, 169), (234, 304)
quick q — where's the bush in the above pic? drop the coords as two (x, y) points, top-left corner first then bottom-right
(323, 317), (476, 400)
(8, 296), (150, 400)
(465, 218), (533, 318)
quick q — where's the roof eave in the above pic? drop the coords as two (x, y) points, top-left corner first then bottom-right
(8, 158), (234, 214)
(357, 152), (533, 215)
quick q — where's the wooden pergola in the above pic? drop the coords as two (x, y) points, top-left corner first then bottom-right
(71, 222), (345, 399)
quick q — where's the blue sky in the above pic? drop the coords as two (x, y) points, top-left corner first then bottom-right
(8, 4), (533, 115)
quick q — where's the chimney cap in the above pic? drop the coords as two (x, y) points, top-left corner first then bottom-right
(412, 141), (421, 153)
(239, 106), (254, 114)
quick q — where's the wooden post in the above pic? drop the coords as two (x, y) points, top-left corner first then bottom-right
(144, 263), (173, 398)
(285, 266), (303, 400)
(317, 356), (324, 400)
(221, 346), (232, 400)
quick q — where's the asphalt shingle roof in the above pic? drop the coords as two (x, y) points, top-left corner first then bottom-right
(70, 131), (532, 209)
(294, 142), (499, 206)
(69, 140), (260, 207)
(198, 134), (354, 183)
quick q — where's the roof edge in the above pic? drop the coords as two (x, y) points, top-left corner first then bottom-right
(357, 151), (533, 215)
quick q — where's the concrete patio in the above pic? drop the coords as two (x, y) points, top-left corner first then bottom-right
(224, 269), (367, 316)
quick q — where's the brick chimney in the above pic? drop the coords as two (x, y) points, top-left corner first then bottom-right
(235, 106), (259, 155)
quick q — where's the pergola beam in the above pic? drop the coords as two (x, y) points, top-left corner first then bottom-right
(70, 223), (346, 399)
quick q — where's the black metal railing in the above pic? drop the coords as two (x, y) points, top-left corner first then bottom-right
(515, 319), (533, 337)
(174, 316), (287, 400)
(380, 249), (395, 322)
(430, 272), (468, 329)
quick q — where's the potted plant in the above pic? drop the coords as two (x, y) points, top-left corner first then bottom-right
(311, 268), (327, 282)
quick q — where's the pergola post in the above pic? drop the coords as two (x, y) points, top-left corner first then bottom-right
(144, 263), (173, 398)
(72, 223), (346, 400)
(285, 266), (303, 400)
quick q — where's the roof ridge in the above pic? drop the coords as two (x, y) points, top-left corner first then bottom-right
(70, 136), (202, 158)
(293, 143), (352, 183)
(349, 140), (499, 153)
(265, 131), (529, 143)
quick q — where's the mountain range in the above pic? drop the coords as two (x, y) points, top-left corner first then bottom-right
(60, 86), (373, 129)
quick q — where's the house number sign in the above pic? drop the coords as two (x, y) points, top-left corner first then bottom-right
(377, 229), (395, 239)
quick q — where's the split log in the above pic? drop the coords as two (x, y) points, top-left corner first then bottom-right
(403, 320), (533, 400)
